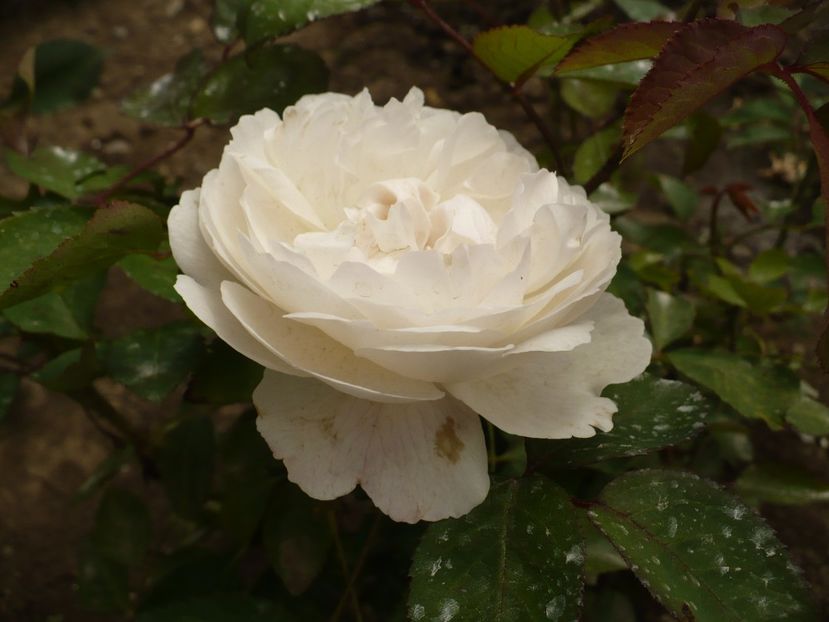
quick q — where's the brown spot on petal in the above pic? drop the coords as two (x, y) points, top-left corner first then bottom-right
(434, 417), (463, 464)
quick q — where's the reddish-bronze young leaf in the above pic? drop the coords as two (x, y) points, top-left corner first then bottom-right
(622, 19), (787, 160)
(556, 21), (681, 74)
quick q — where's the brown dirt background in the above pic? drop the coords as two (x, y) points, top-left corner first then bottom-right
(0, 0), (827, 620)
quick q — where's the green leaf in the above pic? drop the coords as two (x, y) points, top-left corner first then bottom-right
(683, 112), (722, 174)
(613, 0), (671, 21)
(589, 183), (635, 215)
(158, 415), (215, 518)
(188, 340), (263, 404)
(645, 288), (695, 350)
(656, 174), (698, 220)
(581, 517), (628, 583)
(473, 26), (580, 84)
(557, 21), (680, 73)
(0, 371), (19, 422)
(736, 463), (829, 506)
(221, 476), (276, 546)
(668, 349), (800, 427)
(622, 20), (787, 159)
(408, 476), (584, 622)
(98, 322), (205, 402)
(0, 206), (89, 291)
(786, 395), (829, 436)
(574, 123), (620, 184)
(749, 249), (790, 284)
(122, 50), (209, 126)
(263, 483), (331, 595)
(10, 39), (104, 114)
(242, 0), (381, 44)
(74, 447), (135, 501)
(529, 374), (709, 470)
(191, 44), (328, 125)
(556, 60), (650, 86)
(589, 470), (817, 621)
(212, 0), (250, 42)
(5, 146), (104, 199)
(3, 272), (105, 339)
(0, 202), (164, 309)
(91, 487), (153, 566)
(560, 78), (618, 119)
(118, 253), (181, 302)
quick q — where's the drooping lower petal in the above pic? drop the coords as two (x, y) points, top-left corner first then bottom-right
(446, 294), (652, 439)
(254, 371), (490, 523)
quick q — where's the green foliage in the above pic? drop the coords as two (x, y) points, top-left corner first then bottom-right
(158, 415), (216, 518)
(473, 26), (581, 84)
(409, 476), (584, 622)
(645, 288), (695, 350)
(529, 374), (709, 469)
(0, 371), (19, 422)
(589, 470), (817, 621)
(736, 464), (829, 506)
(5, 146), (105, 199)
(191, 45), (328, 124)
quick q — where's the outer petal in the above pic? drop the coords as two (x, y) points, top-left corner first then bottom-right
(254, 371), (490, 523)
(174, 275), (300, 376)
(167, 188), (233, 287)
(220, 281), (444, 404)
(446, 294), (652, 439)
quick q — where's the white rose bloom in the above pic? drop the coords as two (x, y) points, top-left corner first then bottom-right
(169, 88), (651, 523)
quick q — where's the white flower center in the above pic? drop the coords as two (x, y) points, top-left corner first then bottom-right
(293, 178), (498, 276)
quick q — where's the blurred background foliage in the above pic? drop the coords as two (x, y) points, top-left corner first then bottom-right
(1, 0), (829, 621)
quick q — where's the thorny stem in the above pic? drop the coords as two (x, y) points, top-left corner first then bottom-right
(87, 120), (204, 206)
(407, 0), (566, 173)
(328, 511), (364, 622)
(707, 190), (725, 256)
(329, 515), (382, 622)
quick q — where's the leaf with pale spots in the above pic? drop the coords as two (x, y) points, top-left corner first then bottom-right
(529, 374), (711, 470)
(97, 322), (205, 402)
(242, 0), (382, 44)
(589, 470), (817, 622)
(408, 476), (584, 621)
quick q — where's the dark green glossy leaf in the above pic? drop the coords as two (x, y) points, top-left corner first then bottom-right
(668, 349), (800, 427)
(242, 0), (381, 44)
(91, 487), (153, 565)
(530, 374), (709, 470)
(191, 44), (328, 125)
(5, 146), (103, 199)
(221, 476), (276, 546)
(263, 483), (331, 595)
(9, 39), (104, 114)
(0, 371), (19, 422)
(473, 26), (580, 84)
(408, 476), (584, 622)
(3, 272), (105, 339)
(589, 470), (817, 621)
(158, 416), (215, 518)
(212, 0), (250, 42)
(645, 288), (695, 350)
(118, 253), (181, 302)
(98, 322), (204, 402)
(122, 50), (209, 126)
(33, 344), (101, 392)
(657, 174), (698, 220)
(188, 340), (263, 404)
(736, 463), (829, 506)
(749, 249), (790, 284)
(574, 123), (620, 184)
(0, 202), (164, 309)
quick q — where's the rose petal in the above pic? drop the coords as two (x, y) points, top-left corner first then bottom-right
(254, 371), (489, 522)
(174, 275), (300, 376)
(167, 188), (234, 287)
(220, 280), (444, 403)
(446, 294), (652, 438)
